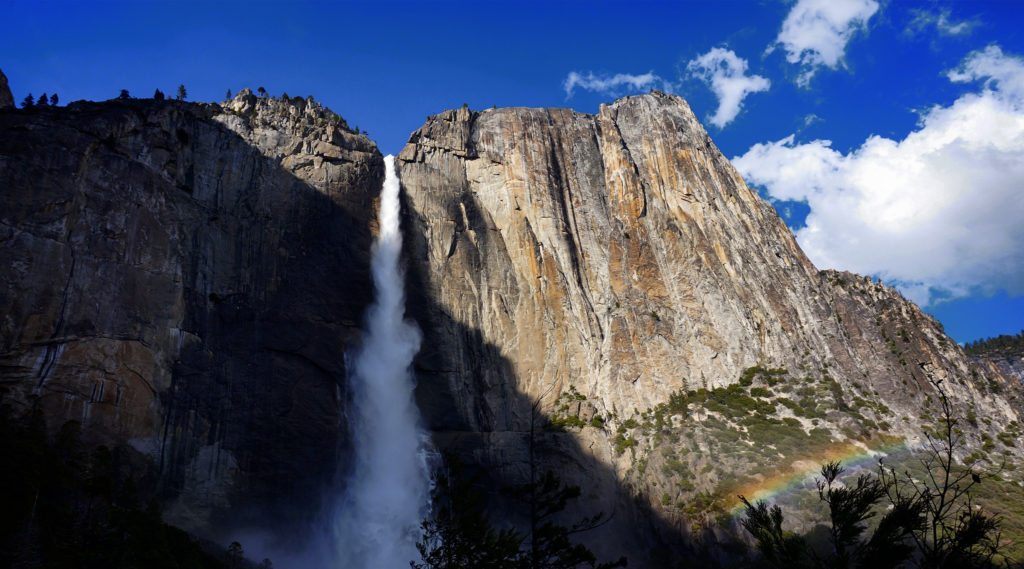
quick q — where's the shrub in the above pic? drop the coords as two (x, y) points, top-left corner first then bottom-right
(614, 433), (638, 454)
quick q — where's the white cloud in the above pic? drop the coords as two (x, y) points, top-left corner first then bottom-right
(562, 71), (666, 99)
(908, 8), (977, 37)
(802, 113), (824, 127)
(686, 47), (770, 128)
(733, 46), (1024, 306)
(948, 45), (1024, 97)
(770, 0), (880, 86)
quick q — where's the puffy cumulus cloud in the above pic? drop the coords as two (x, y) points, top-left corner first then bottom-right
(562, 71), (666, 99)
(770, 0), (879, 86)
(733, 46), (1024, 306)
(686, 47), (771, 128)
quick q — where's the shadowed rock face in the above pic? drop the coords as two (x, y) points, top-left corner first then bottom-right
(0, 94), (381, 530)
(397, 92), (1024, 561)
(0, 69), (13, 110)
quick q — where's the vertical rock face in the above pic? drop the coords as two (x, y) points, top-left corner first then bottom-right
(398, 91), (1019, 428)
(397, 92), (1024, 561)
(0, 93), (381, 530)
(0, 69), (13, 110)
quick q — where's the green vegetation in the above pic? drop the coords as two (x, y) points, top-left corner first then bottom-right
(548, 386), (602, 431)
(964, 330), (1024, 356)
(741, 461), (925, 569)
(739, 365), (789, 387)
(742, 378), (1012, 568)
(614, 432), (638, 454)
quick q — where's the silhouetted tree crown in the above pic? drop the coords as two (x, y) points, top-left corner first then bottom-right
(414, 455), (525, 569)
(153, 89), (164, 100)
(415, 454), (627, 569)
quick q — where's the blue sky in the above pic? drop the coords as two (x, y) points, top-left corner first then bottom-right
(2, 0), (1022, 344)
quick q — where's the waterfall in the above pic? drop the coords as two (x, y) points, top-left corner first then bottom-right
(329, 154), (431, 568)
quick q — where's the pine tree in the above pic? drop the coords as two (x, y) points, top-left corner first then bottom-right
(176, 84), (187, 101)
(119, 89), (130, 99)
(154, 89), (164, 100)
(516, 471), (626, 569)
(878, 378), (1003, 568)
(49, 93), (57, 106)
(740, 377), (1004, 569)
(21, 94), (33, 108)
(739, 462), (925, 569)
(227, 541), (243, 568)
(414, 456), (525, 569)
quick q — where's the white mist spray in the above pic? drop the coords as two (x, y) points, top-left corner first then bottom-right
(330, 154), (431, 568)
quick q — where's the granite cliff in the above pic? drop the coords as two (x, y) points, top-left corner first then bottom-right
(0, 89), (380, 532)
(1, 80), (1022, 565)
(396, 92), (1024, 562)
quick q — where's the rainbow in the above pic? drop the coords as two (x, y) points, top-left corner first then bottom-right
(727, 437), (909, 517)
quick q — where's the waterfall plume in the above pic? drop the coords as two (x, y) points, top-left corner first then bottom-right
(329, 154), (431, 568)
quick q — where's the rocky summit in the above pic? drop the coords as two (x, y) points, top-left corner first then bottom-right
(1, 77), (1022, 566)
